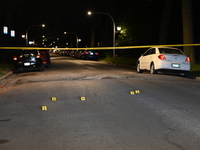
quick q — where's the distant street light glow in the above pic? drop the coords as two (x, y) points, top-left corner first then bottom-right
(117, 26), (121, 31)
(88, 11), (92, 15)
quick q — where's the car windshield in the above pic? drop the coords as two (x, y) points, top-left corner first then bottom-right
(159, 48), (184, 55)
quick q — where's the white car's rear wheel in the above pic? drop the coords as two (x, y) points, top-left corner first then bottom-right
(150, 63), (157, 74)
(137, 62), (143, 73)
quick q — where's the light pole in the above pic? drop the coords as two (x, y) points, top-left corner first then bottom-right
(88, 11), (116, 57)
(25, 24), (45, 45)
(64, 32), (79, 48)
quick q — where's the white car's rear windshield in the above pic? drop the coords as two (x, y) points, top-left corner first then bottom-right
(159, 48), (183, 54)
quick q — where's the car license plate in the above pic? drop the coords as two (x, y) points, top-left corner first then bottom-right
(172, 63), (180, 68)
(24, 62), (30, 66)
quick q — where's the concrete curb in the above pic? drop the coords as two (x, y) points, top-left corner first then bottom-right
(0, 72), (13, 83)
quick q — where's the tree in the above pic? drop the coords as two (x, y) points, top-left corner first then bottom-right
(182, 0), (196, 64)
(159, 0), (173, 44)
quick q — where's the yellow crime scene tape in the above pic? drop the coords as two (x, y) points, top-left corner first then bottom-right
(0, 43), (200, 50)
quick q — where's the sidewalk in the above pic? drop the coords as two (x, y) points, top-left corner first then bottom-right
(0, 71), (13, 83)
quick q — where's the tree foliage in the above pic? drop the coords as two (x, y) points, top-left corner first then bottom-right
(116, 0), (197, 63)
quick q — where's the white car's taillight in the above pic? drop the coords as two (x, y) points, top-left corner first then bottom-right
(158, 54), (166, 60)
(185, 57), (190, 62)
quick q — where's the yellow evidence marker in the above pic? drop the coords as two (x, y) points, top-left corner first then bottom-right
(135, 90), (140, 94)
(42, 106), (47, 111)
(80, 97), (86, 101)
(129, 91), (135, 95)
(51, 97), (57, 101)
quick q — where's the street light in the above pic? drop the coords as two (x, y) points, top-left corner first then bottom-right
(117, 26), (122, 31)
(64, 32), (79, 48)
(25, 24), (45, 45)
(88, 11), (116, 57)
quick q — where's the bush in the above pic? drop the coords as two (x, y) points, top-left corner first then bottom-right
(190, 64), (200, 77)
(100, 54), (137, 67)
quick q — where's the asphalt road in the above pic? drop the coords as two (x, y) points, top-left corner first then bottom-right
(0, 54), (200, 150)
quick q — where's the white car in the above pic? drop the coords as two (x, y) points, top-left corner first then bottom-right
(136, 47), (191, 75)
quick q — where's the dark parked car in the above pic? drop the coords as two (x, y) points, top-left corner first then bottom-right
(13, 49), (51, 73)
(79, 50), (99, 60)
(40, 50), (51, 68)
(74, 50), (82, 59)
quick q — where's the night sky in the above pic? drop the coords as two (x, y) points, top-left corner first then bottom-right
(1, 0), (123, 47)
(1, 0), (200, 48)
